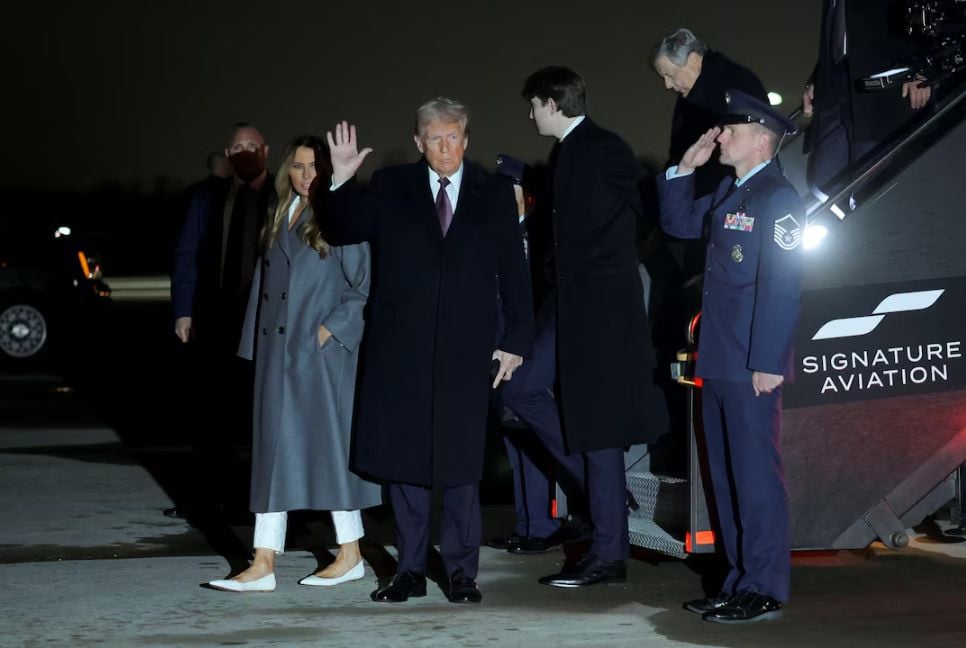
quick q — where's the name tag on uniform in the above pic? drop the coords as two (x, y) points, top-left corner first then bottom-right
(723, 212), (755, 232)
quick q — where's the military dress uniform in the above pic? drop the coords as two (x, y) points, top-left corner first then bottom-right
(657, 90), (805, 621)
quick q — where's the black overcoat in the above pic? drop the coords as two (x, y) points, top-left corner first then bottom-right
(314, 159), (534, 487)
(550, 119), (669, 454)
(667, 51), (767, 196)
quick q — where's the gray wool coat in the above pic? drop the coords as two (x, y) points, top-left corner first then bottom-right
(239, 205), (381, 513)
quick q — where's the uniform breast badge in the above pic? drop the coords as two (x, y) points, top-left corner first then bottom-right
(731, 244), (744, 263)
(724, 211), (755, 232)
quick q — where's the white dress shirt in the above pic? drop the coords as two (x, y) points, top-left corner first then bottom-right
(287, 195), (302, 224)
(329, 162), (464, 213)
(429, 163), (463, 212)
(560, 115), (586, 141)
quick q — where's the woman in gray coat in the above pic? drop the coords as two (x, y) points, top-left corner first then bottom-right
(208, 135), (381, 593)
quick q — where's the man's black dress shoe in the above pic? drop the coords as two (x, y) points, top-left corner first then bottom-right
(684, 593), (733, 614)
(485, 533), (523, 551)
(509, 527), (566, 555)
(538, 553), (626, 588)
(702, 590), (783, 624)
(162, 507), (185, 519)
(447, 569), (482, 604)
(370, 571), (427, 603)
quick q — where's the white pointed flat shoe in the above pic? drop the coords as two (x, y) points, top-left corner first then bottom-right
(298, 561), (365, 587)
(207, 572), (276, 593)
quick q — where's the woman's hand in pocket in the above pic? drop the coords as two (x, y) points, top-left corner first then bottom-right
(318, 324), (333, 348)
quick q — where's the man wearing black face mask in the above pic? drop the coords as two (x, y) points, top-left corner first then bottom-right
(168, 122), (274, 520)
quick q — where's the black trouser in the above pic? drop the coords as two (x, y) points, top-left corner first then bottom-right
(175, 335), (252, 512)
(390, 482), (481, 578)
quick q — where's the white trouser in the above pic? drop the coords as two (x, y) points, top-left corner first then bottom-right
(253, 510), (364, 554)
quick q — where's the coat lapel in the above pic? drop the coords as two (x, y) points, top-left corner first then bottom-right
(275, 202), (295, 261)
(285, 204), (318, 262)
(731, 162), (781, 211)
(409, 159), (483, 243)
(713, 163), (780, 216)
(551, 118), (592, 211)
(448, 161), (482, 240)
(408, 161), (445, 242)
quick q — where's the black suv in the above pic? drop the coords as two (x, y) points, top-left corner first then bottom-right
(0, 220), (110, 367)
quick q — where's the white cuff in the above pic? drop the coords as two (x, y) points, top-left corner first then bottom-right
(253, 511), (287, 554)
(665, 165), (694, 180)
(332, 510), (364, 544)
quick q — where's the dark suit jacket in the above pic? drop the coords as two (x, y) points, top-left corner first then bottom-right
(314, 159), (534, 487)
(806, 0), (925, 152)
(668, 50), (768, 197)
(550, 119), (669, 453)
(171, 175), (273, 346)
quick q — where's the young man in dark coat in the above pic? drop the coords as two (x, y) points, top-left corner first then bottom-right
(657, 90), (804, 624)
(513, 66), (668, 588)
(314, 98), (534, 605)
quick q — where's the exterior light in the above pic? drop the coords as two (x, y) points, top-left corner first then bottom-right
(803, 224), (829, 250)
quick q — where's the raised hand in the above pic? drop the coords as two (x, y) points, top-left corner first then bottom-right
(326, 121), (374, 186)
(679, 127), (721, 174)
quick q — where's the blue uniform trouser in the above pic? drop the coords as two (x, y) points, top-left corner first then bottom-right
(502, 429), (561, 538)
(501, 312), (629, 562)
(701, 379), (790, 602)
(389, 482), (480, 579)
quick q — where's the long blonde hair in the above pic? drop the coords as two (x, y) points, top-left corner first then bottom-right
(260, 135), (331, 258)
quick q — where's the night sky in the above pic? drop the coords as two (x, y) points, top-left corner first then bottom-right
(2, 1), (820, 191)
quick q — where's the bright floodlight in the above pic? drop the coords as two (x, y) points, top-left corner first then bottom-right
(803, 224), (828, 250)
(54, 226), (72, 238)
(767, 92), (783, 106)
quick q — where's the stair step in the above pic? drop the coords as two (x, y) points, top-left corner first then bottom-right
(628, 516), (686, 558)
(626, 471), (689, 555)
(626, 471), (687, 518)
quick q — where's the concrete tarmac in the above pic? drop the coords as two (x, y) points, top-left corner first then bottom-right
(2, 377), (965, 648)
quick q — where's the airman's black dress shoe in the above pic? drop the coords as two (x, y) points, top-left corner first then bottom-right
(702, 591), (783, 623)
(684, 593), (733, 614)
(485, 533), (523, 550)
(447, 569), (482, 604)
(370, 571), (427, 602)
(538, 553), (626, 588)
(509, 527), (566, 555)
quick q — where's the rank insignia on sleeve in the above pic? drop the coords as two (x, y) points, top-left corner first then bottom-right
(731, 244), (744, 263)
(774, 214), (801, 250)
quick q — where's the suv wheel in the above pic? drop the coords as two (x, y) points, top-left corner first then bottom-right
(0, 303), (48, 359)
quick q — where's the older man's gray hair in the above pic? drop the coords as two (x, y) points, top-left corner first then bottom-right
(650, 28), (708, 67)
(415, 97), (470, 136)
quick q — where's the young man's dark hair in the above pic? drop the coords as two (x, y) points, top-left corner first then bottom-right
(521, 66), (587, 117)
